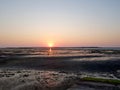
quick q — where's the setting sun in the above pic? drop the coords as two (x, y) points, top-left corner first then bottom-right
(48, 42), (54, 47)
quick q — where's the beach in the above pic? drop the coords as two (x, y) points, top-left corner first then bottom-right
(0, 47), (120, 90)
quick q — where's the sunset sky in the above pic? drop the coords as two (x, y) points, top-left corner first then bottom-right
(0, 0), (120, 47)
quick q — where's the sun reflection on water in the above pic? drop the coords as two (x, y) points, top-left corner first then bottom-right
(48, 48), (53, 55)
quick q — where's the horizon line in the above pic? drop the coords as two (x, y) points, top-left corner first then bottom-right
(0, 46), (120, 48)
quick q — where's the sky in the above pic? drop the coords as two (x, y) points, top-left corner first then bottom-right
(0, 0), (120, 47)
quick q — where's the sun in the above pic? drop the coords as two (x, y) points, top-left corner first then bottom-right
(48, 42), (54, 47)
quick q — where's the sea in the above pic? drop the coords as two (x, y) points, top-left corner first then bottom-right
(0, 47), (120, 73)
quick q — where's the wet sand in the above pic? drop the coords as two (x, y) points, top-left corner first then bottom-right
(0, 69), (120, 90)
(0, 55), (120, 73)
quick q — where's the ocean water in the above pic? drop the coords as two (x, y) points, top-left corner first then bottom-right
(0, 47), (120, 57)
(0, 47), (120, 73)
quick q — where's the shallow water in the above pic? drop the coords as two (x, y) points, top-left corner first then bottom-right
(0, 47), (120, 60)
(0, 47), (120, 90)
(72, 56), (120, 61)
(0, 47), (120, 73)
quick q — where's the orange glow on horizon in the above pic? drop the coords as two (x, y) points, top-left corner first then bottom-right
(48, 42), (54, 47)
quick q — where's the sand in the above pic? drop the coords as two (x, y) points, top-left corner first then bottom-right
(0, 69), (120, 90)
